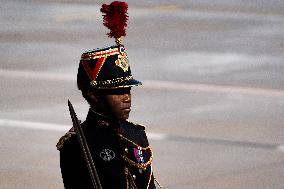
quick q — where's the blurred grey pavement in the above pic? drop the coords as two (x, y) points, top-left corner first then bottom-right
(0, 0), (284, 188)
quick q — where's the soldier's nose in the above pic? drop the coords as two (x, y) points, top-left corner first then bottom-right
(123, 93), (131, 102)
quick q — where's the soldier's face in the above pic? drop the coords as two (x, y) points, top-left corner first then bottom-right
(101, 88), (132, 120)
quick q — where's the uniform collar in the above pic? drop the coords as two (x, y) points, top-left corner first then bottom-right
(85, 108), (135, 134)
(85, 108), (120, 128)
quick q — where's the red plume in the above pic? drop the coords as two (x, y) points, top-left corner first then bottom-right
(101, 1), (128, 39)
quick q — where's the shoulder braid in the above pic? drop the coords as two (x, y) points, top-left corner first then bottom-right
(56, 127), (76, 150)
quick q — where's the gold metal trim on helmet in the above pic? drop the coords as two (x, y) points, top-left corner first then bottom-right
(90, 75), (134, 88)
(81, 48), (120, 60)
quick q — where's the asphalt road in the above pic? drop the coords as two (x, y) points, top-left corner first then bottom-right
(1, 0), (284, 188)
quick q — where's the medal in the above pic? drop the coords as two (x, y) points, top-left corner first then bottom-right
(133, 147), (144, 163)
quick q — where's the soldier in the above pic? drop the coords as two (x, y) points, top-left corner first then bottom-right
(56, 1), (162, 189)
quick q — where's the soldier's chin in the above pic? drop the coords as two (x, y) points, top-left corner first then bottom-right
(119, 112), (130, 121)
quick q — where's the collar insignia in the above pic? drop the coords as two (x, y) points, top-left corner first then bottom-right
(97, 120), (110, 127)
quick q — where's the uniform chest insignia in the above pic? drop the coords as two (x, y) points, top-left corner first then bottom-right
(100, 149), (116, 161)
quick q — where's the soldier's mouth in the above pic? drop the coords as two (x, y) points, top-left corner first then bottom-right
(122, 108), (131, 111)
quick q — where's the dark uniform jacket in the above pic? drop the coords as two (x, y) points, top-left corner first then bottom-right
(57, 109), (157, 189)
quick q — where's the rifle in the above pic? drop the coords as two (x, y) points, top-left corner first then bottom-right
(68, 100), (102, 189)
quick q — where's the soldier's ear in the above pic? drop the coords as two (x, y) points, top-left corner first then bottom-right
(86, 89), (100, 105)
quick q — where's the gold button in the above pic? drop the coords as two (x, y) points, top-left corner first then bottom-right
(132, 175), (136, 180)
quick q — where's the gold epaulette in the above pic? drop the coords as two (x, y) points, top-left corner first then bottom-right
(56, 127), (76, 150)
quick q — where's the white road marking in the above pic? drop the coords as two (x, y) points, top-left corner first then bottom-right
(143, 80), (284, 97)
(1, 69), (284, 97)
(0, 119), (70, 132)
(1, 119), (283, 152)
(147, 133), (168, 140)
(0, 119), (167, 141)
(276, 145), (284, 152)
(0, 69), (75, 81)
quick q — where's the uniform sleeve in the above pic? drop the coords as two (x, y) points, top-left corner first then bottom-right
(59, 138), (93, 189)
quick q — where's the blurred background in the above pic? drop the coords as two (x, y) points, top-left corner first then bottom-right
(0, 0), (284, 188)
